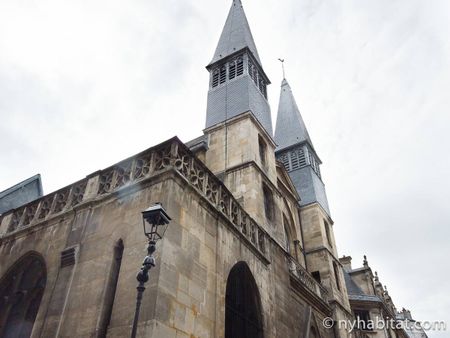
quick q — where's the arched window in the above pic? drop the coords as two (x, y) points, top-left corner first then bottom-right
(225, 262), (263, 338)
(324, 220), (333, 248)
(262, 184), (274, 222)
(333, 262), (341, 291)
(283, 215), (292, 255)
(0, 253), (46, 338)
(282, 200), (300, 260)
(258, 135), (267, 167)
(97, 239), (124, 337)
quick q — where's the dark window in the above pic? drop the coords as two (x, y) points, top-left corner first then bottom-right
(283, 218), (292, 254)
(98, 239), (124, 337)
(263, 184), (274, 222)
(354, 310), (372, 331)
(225, 262), (263, 338)
(311, 271), (321, 284)
(258, 135), (267, 167)
(324, 220), (333, 247)
(333, 262), (341, 291)
(0, 253), (46, 338)
(283, 213), (298, 258)
(310, 326), (318, 338)
(212, 69), (220, 88)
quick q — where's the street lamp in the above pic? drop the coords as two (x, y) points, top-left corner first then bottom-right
(131, 203), (171, 338)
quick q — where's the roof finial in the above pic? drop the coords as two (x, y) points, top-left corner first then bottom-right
(278, 58), (286, 79)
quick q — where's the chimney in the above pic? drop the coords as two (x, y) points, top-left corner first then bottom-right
(339, 255), (352, 272)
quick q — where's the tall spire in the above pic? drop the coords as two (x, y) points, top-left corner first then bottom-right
(274, 78), (330, 216)
(205, 0), (272, 136)
(208, 0), (261, 66)
(275, 79), (313, 151)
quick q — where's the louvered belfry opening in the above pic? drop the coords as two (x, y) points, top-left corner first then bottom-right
(206, 0), (273, 136)
(225, 262), (264, 338)
(0, 253), (46, 338)
(209, 52), (267, 99)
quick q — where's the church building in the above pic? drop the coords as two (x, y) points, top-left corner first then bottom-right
(0, 1), (425, 337)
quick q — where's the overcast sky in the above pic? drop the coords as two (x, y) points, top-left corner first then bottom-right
(1, 0), (449, 335)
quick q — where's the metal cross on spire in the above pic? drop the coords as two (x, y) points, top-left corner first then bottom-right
(278, 58), (285, 79)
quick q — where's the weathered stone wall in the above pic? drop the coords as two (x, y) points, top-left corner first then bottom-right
(132, 171), (334, 337)
(0, 214), (69, 337)
(204, 112), (277, 185)
(0, 139), (331, 338)
(300, 202), (352, 325)
(205, 113), (307, 264)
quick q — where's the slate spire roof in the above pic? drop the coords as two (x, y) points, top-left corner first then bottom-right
(208, 0), (262, 66)
(343, 270), (382, 302)
(274, 78), (313, 151)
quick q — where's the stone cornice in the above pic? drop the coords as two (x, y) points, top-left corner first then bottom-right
(0, 137), (271, 266)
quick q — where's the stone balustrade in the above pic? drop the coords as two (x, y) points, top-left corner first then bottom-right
(0, 137), (268, 259)
(288, 256), (329, 303)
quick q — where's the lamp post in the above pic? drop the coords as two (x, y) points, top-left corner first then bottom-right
(131, 203), (171, 338)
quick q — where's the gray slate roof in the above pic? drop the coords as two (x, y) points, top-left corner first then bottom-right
(344, 270), (382, 303)
(0, 174), (43, 214)
(274, 79), (313, 151)
(343, 270), (365, 295)
(208, 0), (262, 66)
(185, 135), (208, 152)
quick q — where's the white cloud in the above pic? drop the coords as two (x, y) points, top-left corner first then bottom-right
(0, 0), (448, 335)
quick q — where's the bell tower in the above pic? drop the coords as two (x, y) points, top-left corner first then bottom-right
(274, 78), (353, 336)
(274, 78), (330, 216)
(205, 0), (272, 136)
(203, 0), (281, 239)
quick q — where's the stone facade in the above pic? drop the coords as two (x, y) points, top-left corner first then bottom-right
(0, 138), (331, 337)
(340, 256), (427, 338)
(0, 1), (425, 338)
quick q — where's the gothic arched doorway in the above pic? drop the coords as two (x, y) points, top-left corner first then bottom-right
(0, 253), (46, 338)
(225, 261), (263, 338)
